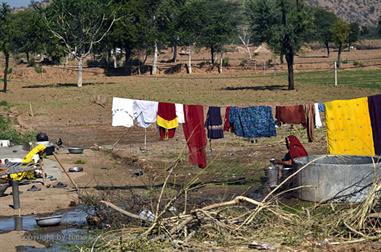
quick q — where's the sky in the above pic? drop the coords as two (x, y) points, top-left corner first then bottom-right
(1, 0), (41, 8)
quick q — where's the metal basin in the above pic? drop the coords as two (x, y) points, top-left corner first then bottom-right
(35, 215), (62, 227)
(69, 166), (83, 172)
(68, 148), (84, 154)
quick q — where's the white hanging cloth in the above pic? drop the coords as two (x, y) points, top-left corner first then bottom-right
(175, 103), (185, 123)
(112, 97), (135, 127)
(314, 103), (323, 128)
(133, 100), (159, 128)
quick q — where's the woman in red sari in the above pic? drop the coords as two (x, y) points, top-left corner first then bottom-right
(275, 135), (308, 167)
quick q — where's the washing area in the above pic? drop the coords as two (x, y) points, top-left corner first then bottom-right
(293, 155), (381, 202)
(0, 207), (91, 251)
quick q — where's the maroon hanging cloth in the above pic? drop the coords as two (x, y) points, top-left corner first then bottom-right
(287, 135), (308, 160)
(223, 106), (231, 132)
(183, 105), (207, 169)
(157, 102), (177, 140)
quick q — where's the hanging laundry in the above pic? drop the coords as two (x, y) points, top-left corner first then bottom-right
(318, 103), (325, 113)
(304, 103), (315, 142)
(368, 94), (381, 155)
(157, 102), (178, 140)
(223, 106), (231, 132)
(314, 103), (323, 128)
(133, 100), (158, 128)
(325, 97), (375, 156)
(175, 103), (185, 123)
(205, 106), (224, 140)
(183, 105), (207, 169)
(229, 106), (276, 138)
(112, 97), (135, 127)
(275, 105), (306, 125)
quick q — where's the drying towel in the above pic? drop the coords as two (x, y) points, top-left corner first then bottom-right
(304, 103), (315, 142)
(205, 106), (224, 139)
(175, 103), (185, 123)
(223, 106), (231, 132)
(157, 102), (178, 140)
(325, 97), (375, 156)
(133, 100), (158, 128)
(183, 105), (207, 169)
(229, 106), (276, 138)
(368, 94), (381, 155)
(275, 105), (306, 125)
(314, 103), (323, 128)
(112, 97), (135, 127)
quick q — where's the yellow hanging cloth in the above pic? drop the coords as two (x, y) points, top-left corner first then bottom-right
(325, 97), (375, 156)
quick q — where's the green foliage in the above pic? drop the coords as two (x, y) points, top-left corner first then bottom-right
(178, 0), (240, 62)
(74, 159), (86, 165)
(246, 0), (314, 90)
(353, 61), (364, 67)
(34, 65), (45, 74)
(312, 7), (338, 55)
(331, 19), (350, 47)
(0, 115), (35, 144)
(222, 57), (230, 67)
(347, 23), (360, 44)
(239, 59), (248, 67)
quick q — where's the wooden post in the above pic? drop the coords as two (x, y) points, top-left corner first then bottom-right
(334, 61), (338, 87)
(263, 61), (266, 75)
(12, 180), (20, 209)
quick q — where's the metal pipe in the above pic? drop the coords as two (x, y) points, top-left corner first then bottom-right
(12, 180), (20, 209)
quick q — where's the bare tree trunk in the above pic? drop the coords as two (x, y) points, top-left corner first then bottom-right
(337, 43), (342, 68)
(187, 45), (192, 74)
(218, 51), (224, 74)
(152, 41), (158, 75)
(210, 46), (215, 65)
(285, 52), (294, 90)
(77, 57), (83, 87)
(325, 41), (330, 57)
(280, 53), (284, 64)
(3, 51), (9, 93)
(112, 50), (117, 69)
(239, 35), (252, 60)
(172, 43), (177, 63)
(26, 51), (30, 64)
(64, 54), (69, 67)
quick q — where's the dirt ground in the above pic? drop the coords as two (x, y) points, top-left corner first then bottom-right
(0, 43), (381, 250)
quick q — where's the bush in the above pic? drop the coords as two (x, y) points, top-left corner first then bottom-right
(34, 65), (45, 74)
(222, 57), (230, 67)
(0, 116), (35, 145)
(239, 59), (248, 67)
(353, 61), (364, 67)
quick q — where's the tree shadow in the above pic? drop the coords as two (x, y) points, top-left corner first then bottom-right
(223, 84), (288, 91)
(22, 82), (114, 89)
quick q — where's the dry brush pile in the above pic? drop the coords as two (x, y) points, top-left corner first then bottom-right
(79, 155), (381, 251)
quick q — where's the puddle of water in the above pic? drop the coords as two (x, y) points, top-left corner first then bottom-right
(0, 207), (93, 252)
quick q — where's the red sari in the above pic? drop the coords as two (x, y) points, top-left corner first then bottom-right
(287, 135), (308, 160)
(183, 105), (207, 169)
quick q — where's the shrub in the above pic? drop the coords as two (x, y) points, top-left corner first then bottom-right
(239, 59), (248, 67)
(222, 57), (230, 67)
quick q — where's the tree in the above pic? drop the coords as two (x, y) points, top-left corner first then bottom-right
(12, 9), (47, 63)
(246, 0), (314, 90)
(312, 7), (337, 57)
(42, 0), (117, 87)
(378, 16), (381, 36)
(347, 22), (360, 51)
(331, 19), (350, 68)
(0, 3), (13, 93)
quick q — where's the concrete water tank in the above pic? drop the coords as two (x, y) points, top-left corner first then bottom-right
(293, 155), (381, 203)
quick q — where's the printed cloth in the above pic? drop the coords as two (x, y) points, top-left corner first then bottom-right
(368, 94), (381, 155)
(157, 102), (178, 140)
(205, 106), (224, 139)
(133, 100), (158, 128)
(112, 97), (134, 127)
(325, 97), (375, 156)
(183, 105), (207, 168)
(229, 106), (276, 138)
(275, 105), (306, 125)
(314, 103), (323, 128)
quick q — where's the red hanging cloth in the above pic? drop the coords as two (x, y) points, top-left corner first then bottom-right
(183, 105), (207, 169)
(157, 102), (178, 140)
